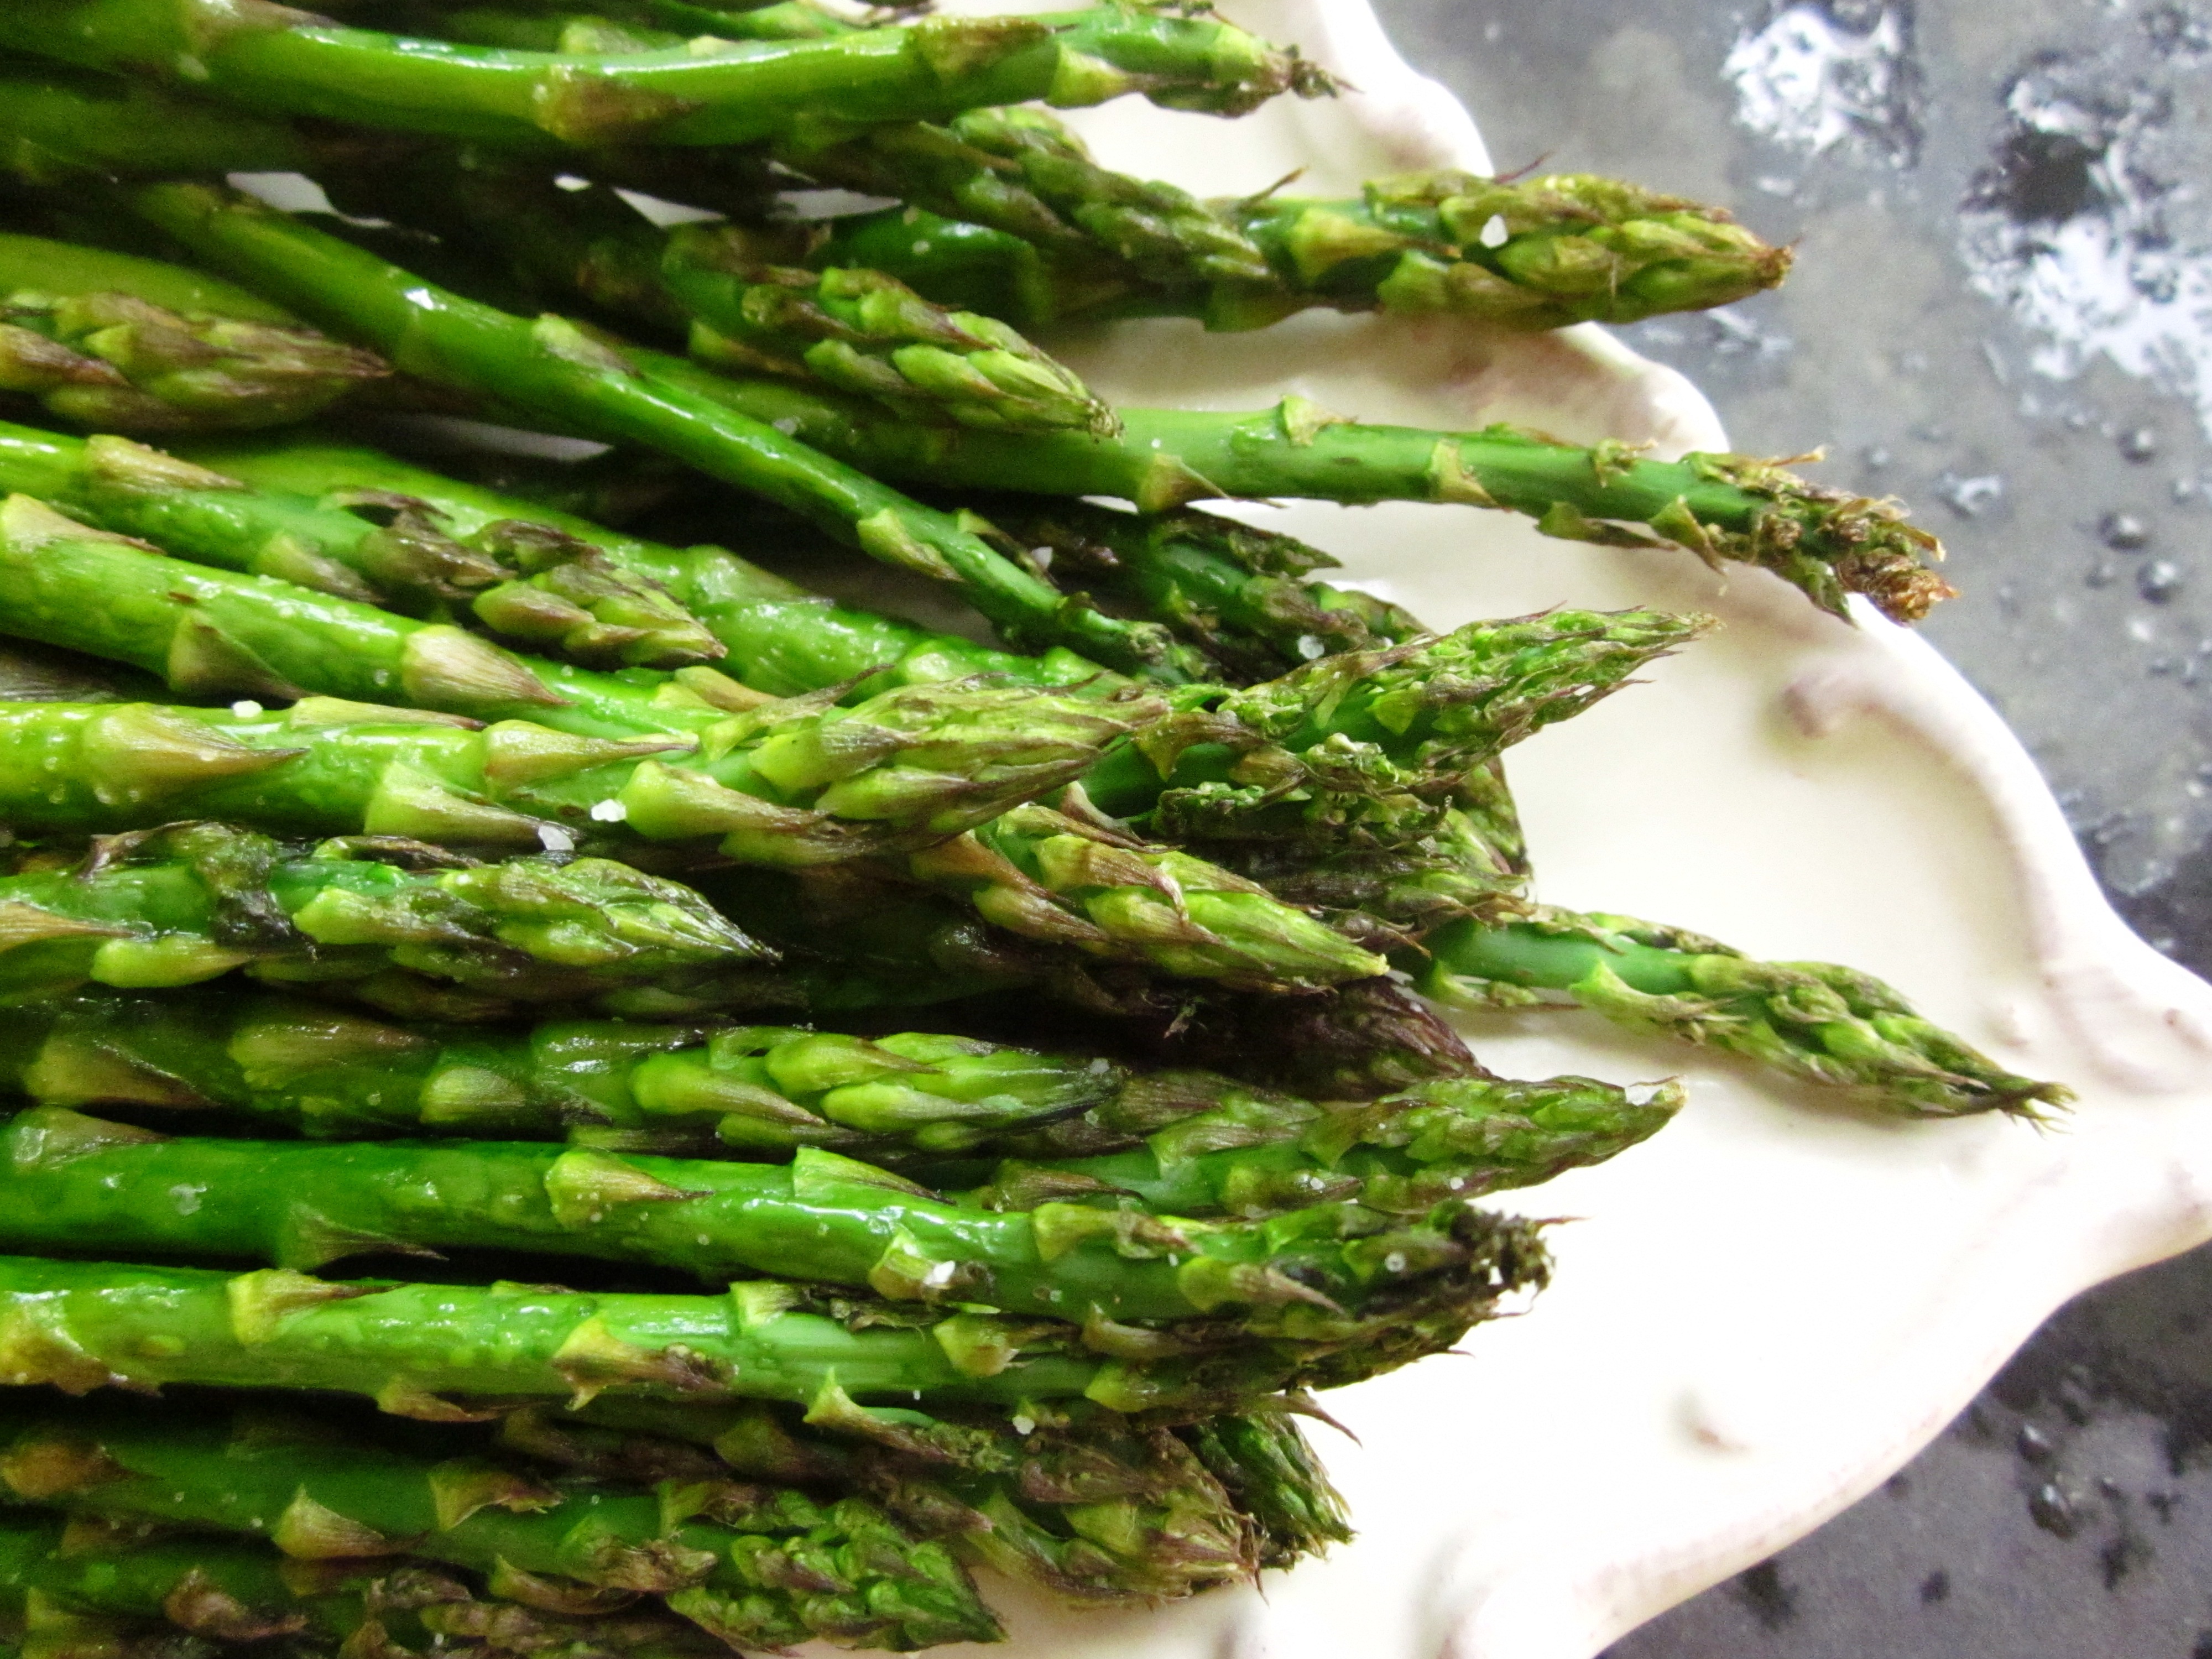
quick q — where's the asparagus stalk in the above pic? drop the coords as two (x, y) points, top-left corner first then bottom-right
(402, 0), (865, 47)
(0, 1226), (1546, 1412)
(0, 415), (724, 670)
(636, 357), (1955, 625)
(784, 107), (1275, 322)
(0, 1401), (1001, 1651)
(512, 1397), (1279, 1606)
(0, 236), (388, 435)
(1073, 607), (1709, 846)
(137, 432), (1122, 699)
(157, 436), (1700, 853)
(970, 494), (1426, 681)
(0, 820), (771, 1018)
(0, 1510), (719, 1658)
(799, 110), (1791, 331)
(1207, 797), (1530, 948)
(0, 689), (1154, 864)
(0, 2), (1327, 148)
(0, 478), (1387, 990)
(1223, 168), (1795, 328)
(0, 992), (1131, 1148)
(0, 988), (1486, 1158)
(123, 180), (1215, 681)
(1179, 1407), (1350, 1567)
(0, 490), (742, 738)
(0, 63), (339, 182)
(314, 150), (1118, 435)
(933, 1072), (1683, 1217)
(1413, 906), (2072, 1118)
(0, 1106), (1505, 1331)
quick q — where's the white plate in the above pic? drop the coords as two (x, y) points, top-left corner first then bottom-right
(819, 6), (2212, 1656)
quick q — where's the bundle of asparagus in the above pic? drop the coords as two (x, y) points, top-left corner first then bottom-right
(0, 4), (2069, 1653)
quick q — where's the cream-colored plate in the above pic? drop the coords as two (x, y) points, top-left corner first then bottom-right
(814, 5), (2212, 1655)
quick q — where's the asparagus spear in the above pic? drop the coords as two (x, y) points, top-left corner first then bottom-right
(935, 1072), (1683, 1217)
(313, 150), (1118, 435)
(0, 1105), (1506, 1331)
(0, 1401), (1001, 1651)
(0, 2), (1327, 148)
(0, 415), (724, 670)
(0, 689), (1154, 865)
(399, 0), (865, 47)
(0, 1224), (1546, 1412)
(109, 431), (1121, 700)
(0, 489), (743, 738)
(0, 63), (337, 182)
(798, 109), (1791, 331)
(0, 1510), (718, 1658)
(0, 992), (1125, 1147)
(1178, 1407), (1350, 1568)
(1413, 906), (2072, 1118)
(969, 494), (1425, 681)
(510, 1397), (1276, 1606)
(0, 479), (1390, 990)
(0, 988), (1490, 1160)
(149, 436), (1703, 854)
(122, 180), (1215, 681)
(1073, 607), (1708, 845)
(0, 235), (388, 435)
(0, 820), (771, 1018)
(635, 357), (1955, 625)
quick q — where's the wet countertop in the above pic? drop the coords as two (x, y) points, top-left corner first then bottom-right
(1366, 0), (2212, 1652)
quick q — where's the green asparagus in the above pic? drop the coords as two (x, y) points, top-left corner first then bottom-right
(0, 59), (785, 222)
(0, 992), (1129, 1148)
(0, 236), (388, 435)
(0, 1509), (721, 1658)
(0, 821), (772, 1018)
(0, 990), (1483, 1156)
(150, 432), (1123, 699)
(638, 357), (1955, 624)
(0, 1227), (1546, 1412)
(514, 1396), (1287, 1605)
(0, 63), (339, 183)
(688, 865), (1486, 1093)
(0, 688), (1154, 864)
(398, 0), (865, 48)
(0, 1401), (1001, 1651)
(0, 417), (724, 670)
(932, 1072), (1683, 1217)
(0, 1107), (1507, 1332)
(1073, 607), (1709, 846)
(314, 151), (1119, 435)
(1208, 799), (1530, 946)
(800, 110), (1791, 331)
(0, 473), (1394, 990)
(0, 490), (743, 738)
(124, 180), (1217, 681)
(0, 2), (1327, 148)
(1414, 906), (2072, 1118)
(914, 803), (1386, 991)
(971, 494), (1426, 681)
(152, 437), (1704, 855)
(1180, 1406), (1350, 1568)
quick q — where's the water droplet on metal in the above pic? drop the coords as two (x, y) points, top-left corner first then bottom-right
(2088, 560), (2118, 588)
(2018, 1422), (2056, 1463)
(2140, 560), (2184, 603)
(2101, 512), (2152, 550)
(2030, 1480), (2082, 1538)
(2121, 426), (2160, 462)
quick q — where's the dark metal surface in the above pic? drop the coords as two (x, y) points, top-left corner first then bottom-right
(1364, 0), (2212, 1651)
